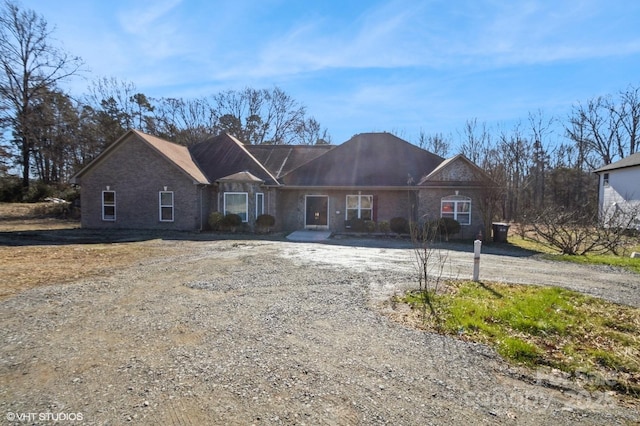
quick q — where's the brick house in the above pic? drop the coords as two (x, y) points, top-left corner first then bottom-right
(71, 130), (495, 236)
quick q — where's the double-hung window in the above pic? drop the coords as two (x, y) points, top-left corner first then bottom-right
(159, 191), (174, 222)
(255, 193), (264, 218)
(224, 192), (248, 222)
(346, 194), (373, 220)
(441, 195), (471, 225)
(102, 190), (116, 221)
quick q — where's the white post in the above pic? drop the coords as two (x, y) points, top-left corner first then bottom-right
(473, 239), (481, 282)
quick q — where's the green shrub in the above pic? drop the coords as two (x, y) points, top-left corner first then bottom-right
(57, 185), (80, 204)
(0, 176), (23, 202)
(32, 202), (71, 218)
(256, 214), (275, 233)
(208, 211), (224, 231)
(23, 181), (54, 203)
(364, 220), (376, 233)
(350, 218), (366, 232)
(436, 217), (461, 238)
(390, 217), (409, 234)
(221, 213), (243, 231)
(378, 221), (390, 234)
(348, 219), (376, 233)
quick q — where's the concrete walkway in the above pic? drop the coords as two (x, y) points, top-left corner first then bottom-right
(286, 230), (332, 242)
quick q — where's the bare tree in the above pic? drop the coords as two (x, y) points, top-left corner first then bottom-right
(459, 118), (491, 165)
(0, 0), (84, 189)
(528, 110), (553, 208)
(210, 86), (314, 145)
(29, 88), (79, 183)
(154, 97), (214, 145)
(566, 85), (640, 168)
(84, 77), (139, 146)
(417, 129), (450, 157)
(498, 123), (532, 220)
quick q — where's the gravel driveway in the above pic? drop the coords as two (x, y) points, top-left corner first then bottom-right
(1, 237), (638, 425)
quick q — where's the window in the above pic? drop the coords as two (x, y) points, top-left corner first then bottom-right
(441, 195), (471, 225)
(256, 193), (264, 217)
(346, 194), (373, 220)
(159, 191), (174, 222)
(102, 190), (116, 221)
(224, 192), (248, 222)
(603, 173), (609, 186)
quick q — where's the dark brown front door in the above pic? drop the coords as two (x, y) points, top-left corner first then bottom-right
(305, 195), (328, 228)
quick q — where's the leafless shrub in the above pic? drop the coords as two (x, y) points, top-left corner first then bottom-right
(410, 221), (449, 323)
(525, 204), (639, 256)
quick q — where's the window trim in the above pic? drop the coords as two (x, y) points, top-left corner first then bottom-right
(224, 192), (249, 222)
(603, 173), (610, 186)
(440, 195), (472, 225)
(345, 194), (373, 221)
(159, 191), (174, 222)
(256, 192), (264, 218)
(102, 190), (116, 221)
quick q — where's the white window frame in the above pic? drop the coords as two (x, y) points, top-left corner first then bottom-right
(256, 193), (264, 218)
(441, 195), (472, 225)
(346, 194), (373, 221)
(224, 192), (249, 222)
(159, 191), (174, 222)
(102, 190), (116, 221)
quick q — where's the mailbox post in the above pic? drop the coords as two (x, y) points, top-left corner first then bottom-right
(473, 239), (481, 282)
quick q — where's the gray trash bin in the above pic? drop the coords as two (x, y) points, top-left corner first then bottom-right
(492, 222), (510, 243)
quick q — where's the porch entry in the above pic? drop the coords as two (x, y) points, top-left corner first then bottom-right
(305, 195), (329, 229)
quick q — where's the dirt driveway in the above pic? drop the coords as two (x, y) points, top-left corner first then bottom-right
(1, 237), (638, 425)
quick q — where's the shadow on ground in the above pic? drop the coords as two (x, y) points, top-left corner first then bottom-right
(0, 227), (539, 258)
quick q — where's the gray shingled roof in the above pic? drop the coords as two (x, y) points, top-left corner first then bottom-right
(593, 152), (640, 173)
(281, 133), (444, 187)
(189, 133), (280, 185)
(246, 144), (334, 178)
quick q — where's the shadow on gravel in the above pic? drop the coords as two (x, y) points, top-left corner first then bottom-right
(320, 235), (540, 258)
(0, 228), (286, 246)
(0, 228), (539, 258)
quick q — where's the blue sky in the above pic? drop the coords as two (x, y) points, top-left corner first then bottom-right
(20, 0), (640, 146)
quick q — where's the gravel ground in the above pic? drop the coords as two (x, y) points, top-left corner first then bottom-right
(1, 238), (638, 425)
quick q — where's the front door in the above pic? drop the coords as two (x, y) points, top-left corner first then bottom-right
(305, 195), (329, 229)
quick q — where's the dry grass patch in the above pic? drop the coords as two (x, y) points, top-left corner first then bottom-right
(0, 202), (79, 231)
(0, 203), (181, 300)
(0, 241), (172, 301)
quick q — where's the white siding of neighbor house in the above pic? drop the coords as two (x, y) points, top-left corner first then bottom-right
(599, 166), (640, 229)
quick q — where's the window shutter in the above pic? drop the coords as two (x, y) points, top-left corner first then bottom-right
(373, 195), (378, 222)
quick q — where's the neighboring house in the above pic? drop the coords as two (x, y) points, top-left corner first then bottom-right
(593, 152), (640, 230)
(71, 130), (495, 236)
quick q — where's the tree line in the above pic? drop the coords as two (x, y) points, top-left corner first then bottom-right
(415, 85), (639, 222)
(0, 1), (330, 192)
(1, 0), (638, 225)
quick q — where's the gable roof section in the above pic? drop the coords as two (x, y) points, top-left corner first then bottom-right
(593, 152), (640, 173)
(281, 133), (444, 187)
(419, 154), (492, 186)
(189, 133), (280, 185)
(70, 129), (209, 184)
(246, 144), (334, 178)
(217, 171), (264, 183)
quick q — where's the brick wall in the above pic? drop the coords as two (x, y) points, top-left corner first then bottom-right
(78, 136), (203, 230)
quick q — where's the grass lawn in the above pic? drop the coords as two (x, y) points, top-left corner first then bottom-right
(508, 235), (640, 274)
(398, 281), (640, 397)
